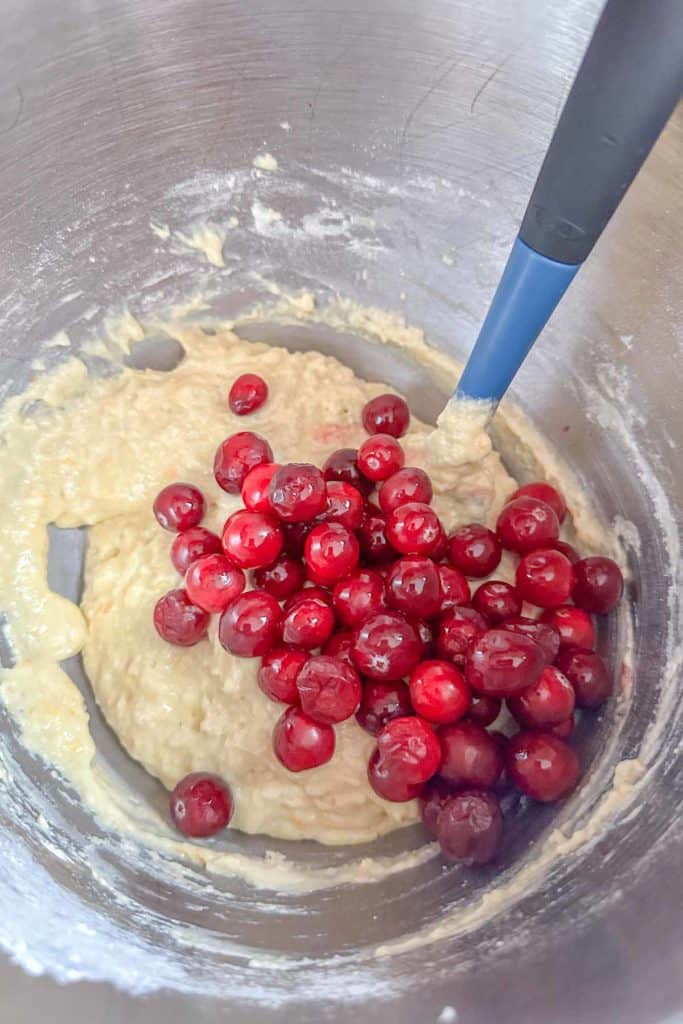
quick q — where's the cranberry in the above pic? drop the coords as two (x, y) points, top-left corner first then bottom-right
(448, 523), (502, 578)
(515, 548), (574, 609)
(351, 613), (422, 681)
(221, 509), (283, 570)
(362, 393), (410, 438)
(436, 790), (503, 864)
(214, 432), (273, 494)
(551, 715), (575, 739)
(507, 731), (580, 802)
(465, 628), (545, 697)
(539, 605), (595, 651)
(153, 589), (210, 646)
(508, 665), (576, 727)
(437, 564), (471, 611)
(439, 720), (504, 789)
(318, 480), (364, 530)
(509, 481), (567, 523)
(170, 527), (222, 574)
(228, 373), (268, 415)
(367, 749), (424, 802)
(552, 540), (580, 564)
(322, 448), (373, 498)
(258, 646), (308, 705)
(269, 463), (327, 522)
(358, 506), (394, 563)
(273, 706), (335, 772)
(296, 655), (362, 724)
(472, 581), (522, 623)
(169, 773), (233, 837)
(378, 467), (433, 514)
(409, 660), (470, 725)
(186, 554), (246, 613)
(496, 496), (560, 553)
(415, 619), (435, 657)
(419, 776), (456, 835)
(357, 433), (405, 482)
(356, 680), (413, 735)
(333, 570), (387, 628)
(254, 554), (306, 600)
(283, 587), (333, 613)
(572, 556), (624, 614)
(376, 716), (442, 784)
(386, 502), (443, 557)
(322, 630), (356, 666)
(468, 693), (502, 727)
(502, 616), (561, 663)
(555, 648), (613, 708)
(431, 525), (449, 561)
(304, 522), (360, 585)
(436, 606), (488, 665)
(281, 596), (335, 649)
(241, 462), (279, 513)
(218, 589), (282, 657)
(386, 556), (443, 619)
(153, 483), (205, 532)
(280, 521), (314, 558)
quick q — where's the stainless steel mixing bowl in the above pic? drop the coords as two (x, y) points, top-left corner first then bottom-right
(0, 1), (681, 1021)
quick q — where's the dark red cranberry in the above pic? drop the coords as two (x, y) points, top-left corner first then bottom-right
(468, 693), (502, 727)
(367, 749), (424, 802)
(257, 646), (308, 704)
(351, 613), (422, 681)
(386, 556), (443, 619)
(153, 589), (210, 646)
(228, 373), (268, 415)
(419, 776), (456, 835)
(501, 616), (561, 664)
(378, 467), (432, 514)
(552, 540), (580, 564)
(296, 655), (362, 724)
(322, 630), (356, 666)
(318, 480), (364, 530)
(332, 570), (387, 629)
(508, 665), (575, 727)
(572, 556), (624, 614)
(254, 554), (306, 600)
(273, 706), (335, 772)
(376, 715), (442, 784)
(436, 790), (503, 864)
(185, 554), (246, 613)
(170, 527), (222, 574)
(439, 720), (504, 788)
(358, 433), (405, 482)
(361, 393), (410, 438)
(304, 522), (360, 585)
(516, 548), (574, 608)
(465, 628), (545, 697)
(283, 587), (333, 613)
(555, 648), (613, 708)
(506, 731), (580, 801)
(551, 715), (575, 739)
(509, 481), (567, 524)
(322, 448), (373, 498)
(356, 680), (413, 735)
(386, 502), (443, 557)
(415, 619), (435, 657)
(214, 432), (273, 494)
(431, 524), (449, 562)
(222, 509), (283, 569)
(409, 660), (470, 725)
(472, 581), (522, 623)
(539, 605), (595, 651)
(153, 483), (205, 532)
(241, 462), (279, 513)
(269, 463), (327, 522)
(169, 773), (233, 837)
(358, 506), (394, 563)
(436, 606), (488, 665)
(448, 523), (502, 578)
(496, 496), (560, 553)
(281, 596), (335, 649)
(280, 521), (314, 558)
(218, 589), (282, 657)
(437, 564), (471, 611)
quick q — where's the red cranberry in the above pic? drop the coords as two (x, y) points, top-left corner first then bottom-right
(436, 790), (503, 864)
(351, 613), (422, 681)
(367, 749), (424, 802)
(318, 480), (364, 530)
(555, 648), (613, 708)
(386, 502), (443, 557)
(465, 628), (545, 697)
(273, 706), (335, 772)
(169, 773), (233, 837)
(170, 527), (222, 574)
(507, 731), (580, 802)
(509, 481), (567, 523)
(502, 616), (561, 663)
(283, 587), (333, 613)
(296, 655), (362, 724)
(439, 720), (504, 788)
(508, 665), (576, 727)
(551, 715), (575, 739)
(322, 630), (356, 666)
(153, 483), (205, 532)
(515, 548), (574, 608)
(153, 589), (210, 646)
(358, 433), (405, 482)
(436, 606), (488, 665)
(415, 619), (435, 657)
(419, 776), (456, 835)
(269, 463), (327, 522)
(214, 432), (273, 494)
(409, 660), (470, 725)
(378, 467), (433, 514)
(322, 448), (373, 498)
(431, 525), (449, 562)
(472, 581), (522, 623)
(186, 554), (246, 613)
(448, 523), (502, 578)
(241, 462), (279, 513)
(552, 540), (580, 564)
(222, 509), (283, 569)
(386, 557), (443, 619)
(362, 393), (410, 438)
(254, 554), (306, 600)
(218, 589), (282, 657)
(356, 680), (413, 735)
(496, 496), (560, 553)
(437, 564), (471, 611)
(228, 373), (268, 415)
(468, 693), (502, 727)
(376, 716), (442, 784)
(333, 570), (387, 628)
(358, 506), (394, 563)
(258, 646), (308, 704)
(539, 605), (595, 651)
(281, 596), (335, 649)
(572, 556), (624, 614)
(304, 522), (360, 585)
(280, 521), (314, 558)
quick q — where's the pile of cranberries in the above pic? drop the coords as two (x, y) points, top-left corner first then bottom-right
(153, 374), (625, 865)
